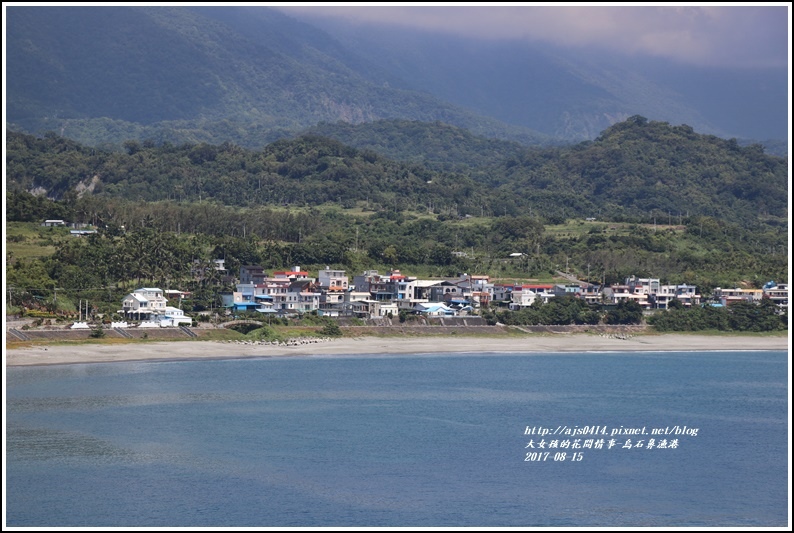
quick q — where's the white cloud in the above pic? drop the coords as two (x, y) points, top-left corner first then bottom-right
(275, 5), (790, 68)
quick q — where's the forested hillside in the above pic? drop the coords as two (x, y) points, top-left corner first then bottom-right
(302, 120), (533, 172)
(5, 6), (549, 149)
(490, 116), (787, 227)
(6, 116), (789, 305)
(8, 6), (786, 152)
(7, 117), (786, 228)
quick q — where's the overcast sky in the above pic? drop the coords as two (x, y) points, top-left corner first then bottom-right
(275, 4), (790, 69)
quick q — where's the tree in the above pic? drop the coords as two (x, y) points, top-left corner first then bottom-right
(605, 300), (643, 325)
(319, 322), (343, 337)
(382, 245), (399, 267)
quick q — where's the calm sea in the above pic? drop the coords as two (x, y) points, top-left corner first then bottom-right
(5, 350), (789, 527)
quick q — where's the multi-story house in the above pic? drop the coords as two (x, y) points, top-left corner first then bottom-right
(430, 280), (466, 303)
(395, 277), (417, 305)
(318, 267), (348, 290)
(342, 290), (372, 316)
(259, 279), (291, 309)
(319, 287), (346, 316)
(491, 284), (513, 304)
(604, 284), (649, 307)
(579, 285), (604, 305)
(410, 280), (442, 303)
(284, 280), (320, 313)
(626, 276), (660, 296)
(763, 283), (788, 313)
(509, 287), (537, 310)
(451, 274), (492, 308)
(508, 284), (555, 310)
(553, 284), (582, 298)
(713, 287), (763, 306)
(122, 288), (168, 318)
(527, 285), (555, 304)
(121, 288), (191, 326)
(348, 298), (398, 319)
(273, 266), (311, 282)
(240, 265), (268, 285)
(359, 270), (407, 302)
(353, 270), (381, 293)
(652, 284), (701, 309)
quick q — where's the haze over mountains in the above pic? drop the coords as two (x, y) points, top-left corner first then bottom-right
(5, 6), (788, 151)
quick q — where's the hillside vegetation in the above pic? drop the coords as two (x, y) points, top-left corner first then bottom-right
(7, 117), (786, 227)
(6, 6), (550, 149)
(6, 117), (788, 317)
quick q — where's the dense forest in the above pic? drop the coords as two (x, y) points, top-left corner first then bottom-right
(6, 117), (787, 226)
(6, 6), (549, 149)
(8, 6), (787, 150)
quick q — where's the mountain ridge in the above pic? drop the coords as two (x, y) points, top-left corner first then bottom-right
(6, 6), (786, 150)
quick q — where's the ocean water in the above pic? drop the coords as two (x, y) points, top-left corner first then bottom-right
(5, 350), (789, 527)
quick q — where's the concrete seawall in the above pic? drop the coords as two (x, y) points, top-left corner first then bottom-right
(6, 323), (650, 343)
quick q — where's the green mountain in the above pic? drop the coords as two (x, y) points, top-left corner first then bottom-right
(5, 6), (551, 149)
(489, 117), (788, 226)
(10, 6), (784, 153)
(6, 117), (787, 230)
(301, 120), (534, 172)
(286, 12), (788, 144)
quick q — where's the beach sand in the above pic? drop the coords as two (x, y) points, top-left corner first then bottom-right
(5, 333), (789, 366)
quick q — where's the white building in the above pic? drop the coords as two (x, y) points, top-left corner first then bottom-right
(158, 307), (192, 327)
(121, 288), (168, 319)
(509, 288), (538, 310)
(763, 283), (788, 312)
(713, 287), (763, 306)
(121, 288), (192, 326)
(652, 284), (701, 309)
(605, 284), (649, 308)
(318, 266), (348, 290)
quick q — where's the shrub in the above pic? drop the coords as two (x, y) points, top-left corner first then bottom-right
(247, 326), (280, 342)
(319, 322), (343, 337)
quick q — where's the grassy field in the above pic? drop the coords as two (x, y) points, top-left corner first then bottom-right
(543, 219), (687, 239)
(6, 222), (72, 262)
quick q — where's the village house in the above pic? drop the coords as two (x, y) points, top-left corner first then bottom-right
(712, 287), (764, 306)
(120, 288), (191, 326)
(42, 219), (66, 227)
(603, 284), (647, 307)
(285, 280), (320, 314)
(273, 266), (310, 282)
(762, 283), (788, 312)
(319, 287), (346, 316)
(553, 283), (582, 298)
(578, 285), (604, 305)
(232, 266), (781, 321)
(239, 265), (268, 285)
(415, 302), (455, 317)
(508, 284), (555, 310)
(318, 266), (348, 290)
(651, 284), (701, 309)
(491, 284), (513, 304)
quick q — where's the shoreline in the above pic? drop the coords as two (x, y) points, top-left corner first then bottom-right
(5, 333), (790, 366)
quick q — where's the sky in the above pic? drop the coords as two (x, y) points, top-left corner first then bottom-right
(275, 4), (791, 69)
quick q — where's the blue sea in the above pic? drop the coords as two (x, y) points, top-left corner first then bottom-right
(5, 350), (789, 527)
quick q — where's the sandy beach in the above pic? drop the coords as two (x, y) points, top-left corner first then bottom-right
(5, 333), (789, 366)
